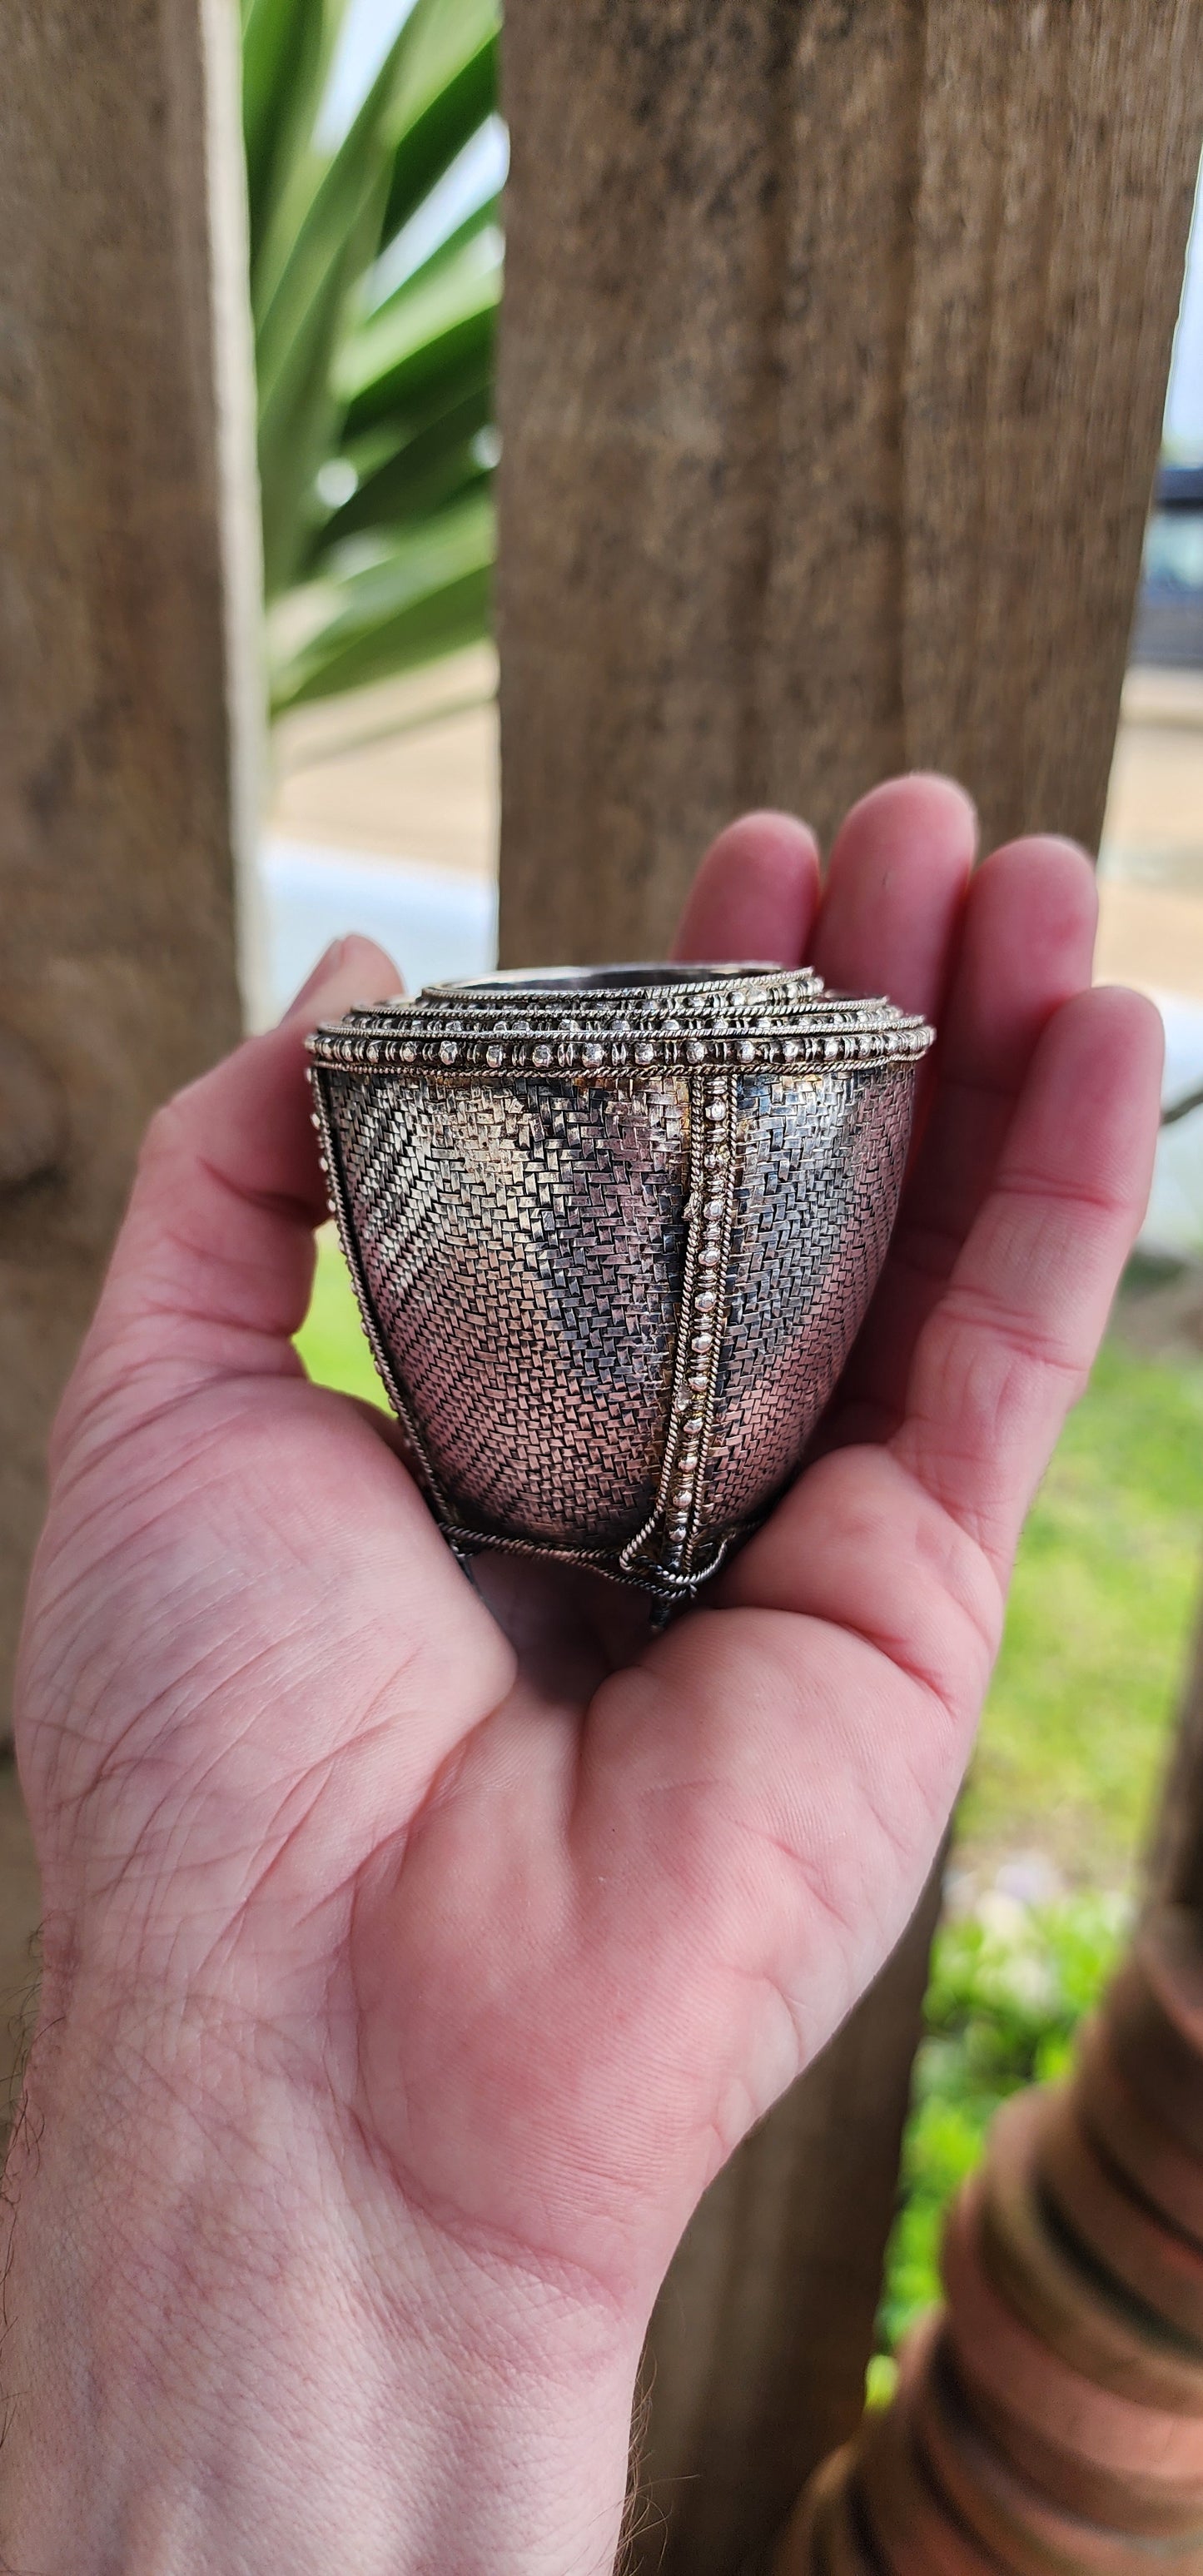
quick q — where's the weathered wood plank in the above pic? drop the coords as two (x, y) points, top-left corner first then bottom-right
(0, 0), (254, 1724)
(498, 0), (1203, 967)
(899, 1), (1203, 849)
(496, 7), (1203, 2569)
(634, 1864), (945, 2576)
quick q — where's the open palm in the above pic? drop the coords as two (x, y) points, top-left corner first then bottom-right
(16, 775), (1161, 2346)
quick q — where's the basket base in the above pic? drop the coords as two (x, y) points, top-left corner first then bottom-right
(438, 1508), (763, 1619)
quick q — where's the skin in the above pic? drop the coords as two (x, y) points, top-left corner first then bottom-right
(0, 778), (1163, 2574)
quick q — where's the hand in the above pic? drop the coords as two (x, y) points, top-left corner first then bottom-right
(2, 778), (1161, 2574)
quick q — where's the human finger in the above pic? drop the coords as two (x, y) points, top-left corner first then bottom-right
(75, 935), (402, 1409)
(888, 982), (1162, 1570)
(741, 981), (1161, 1605)
(826, 837), (1100, 1444)
(808, 772), (977, 1018)
(671, 811), (821, 965)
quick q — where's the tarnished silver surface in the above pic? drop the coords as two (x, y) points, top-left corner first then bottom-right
(307, 963), (934, 1605)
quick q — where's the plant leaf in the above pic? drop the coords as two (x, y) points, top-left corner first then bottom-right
(245, 0), (503, 697)
(336, 224), (501, 435)
(242, 0), (346, 289)
(311, 369), (494, 554)
(380, 26), (500, 252)
(367, 186), (501, 315)
(254, 5), (437, 593)
(271, 492), (494, 709)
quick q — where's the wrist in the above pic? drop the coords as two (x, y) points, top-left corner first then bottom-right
(1, 1981), (641, 2576)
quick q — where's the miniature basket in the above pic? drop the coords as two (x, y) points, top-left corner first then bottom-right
(307, 962), (933, 1606)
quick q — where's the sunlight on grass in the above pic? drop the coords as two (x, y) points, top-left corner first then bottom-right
(957, 1332), (1203, 1887)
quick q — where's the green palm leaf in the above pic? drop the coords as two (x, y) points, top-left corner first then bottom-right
(318, 372), (493, 550)
(241, 0), (345, 274)
(377, 0), (499, 249)
(246, 0), (502, 699)
(270, 490), (495, 711)
(338, 221), (500, 435)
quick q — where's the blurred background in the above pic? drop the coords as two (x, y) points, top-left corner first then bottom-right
(241, 0), (1203, 2388)
(4, 0), (1203, 2429)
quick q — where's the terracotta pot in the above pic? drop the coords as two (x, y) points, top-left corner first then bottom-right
(978, 2088), (1203, 2414)
(824, 2462), (882, 2576)
(1078, 2016), (1203, 2255)
(966, 2374), (1203, 2544)
(770, 2449), (828, 2574)
(942, 2186), (1203, 2529)
(773, 2444), (877, 2576)
(1040, 2089), (1203, 2351)
(907, 2315), (1203, 2576)
(1107, 1912), (1203, 2165)
(856, 2377), (1017, 2574)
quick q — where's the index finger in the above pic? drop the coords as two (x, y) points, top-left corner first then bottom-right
(71, 935), (402, 1419)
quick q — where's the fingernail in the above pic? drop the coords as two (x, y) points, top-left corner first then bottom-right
(281, 938), (346, 1022)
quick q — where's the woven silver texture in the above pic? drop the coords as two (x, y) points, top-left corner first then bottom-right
(307, 963), (934, 1605)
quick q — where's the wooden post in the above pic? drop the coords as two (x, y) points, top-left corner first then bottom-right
(496, 7), (1203, 2569)
(498, 0), (1203, 967)
(1147, 1603), (1203, 1907)
(636, 1867), (946, 2575)
(0, 0), (256, 1730)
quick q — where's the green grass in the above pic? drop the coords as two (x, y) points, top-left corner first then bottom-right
(873, 1890), (1128, 2376)
(296, 1235), (1203, 2356)
(875, 1308), (1203, 2365)
(955, 1330), (1203, 1887)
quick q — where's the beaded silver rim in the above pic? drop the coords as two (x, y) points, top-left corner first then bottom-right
(307, 961), (933, 1081)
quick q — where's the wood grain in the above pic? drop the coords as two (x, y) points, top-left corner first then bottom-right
(497, 0), (1203, 966)
(633, 1864), (945, 2576)
(0, 0), (251, 1726)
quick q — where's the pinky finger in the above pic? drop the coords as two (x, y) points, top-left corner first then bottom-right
(892, 985), (1164, 1577)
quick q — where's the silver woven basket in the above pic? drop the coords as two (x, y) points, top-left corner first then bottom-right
(307, 963), (933, 1606)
